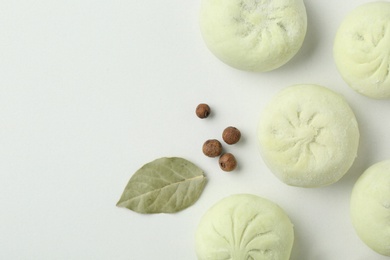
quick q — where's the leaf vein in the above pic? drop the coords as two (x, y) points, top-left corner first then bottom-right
(119, 175), (205, 205)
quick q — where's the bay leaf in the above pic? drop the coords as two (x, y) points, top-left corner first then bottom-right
(116, 157), (207, 214)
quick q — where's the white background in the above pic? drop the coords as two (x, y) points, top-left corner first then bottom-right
(1, 0), (390, 259)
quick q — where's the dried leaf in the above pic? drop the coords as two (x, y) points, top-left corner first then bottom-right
(116, 157), (207, 214)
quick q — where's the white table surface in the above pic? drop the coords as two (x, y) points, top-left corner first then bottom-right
(1, 0), (390, 259)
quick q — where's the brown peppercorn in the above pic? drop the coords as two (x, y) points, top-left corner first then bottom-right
(196, 103), (211, 119)
(202, 139), (222, 157)
(222, 126), (241, 145)
(219, 153), (237, 172)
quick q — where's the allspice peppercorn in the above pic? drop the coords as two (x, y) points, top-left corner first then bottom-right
(222, 126), (241, 145)
(219, 153), (237, 171)
(196, 103), (211, 119)
(202, 139), (222, 157)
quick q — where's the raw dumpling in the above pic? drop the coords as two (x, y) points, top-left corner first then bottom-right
(350, 160), (390, 256)
(199, 0), (307, 72)
(334, 2), (390, 99)
(195, 194), (294, 260)
(257, 84), (360, 187)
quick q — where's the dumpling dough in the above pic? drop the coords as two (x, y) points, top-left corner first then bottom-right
(257, 84), (360, 187)
(199, 0), (307, 72)
(333, 2), (390, 99)
(350, 160), (390, 256)
(195, 194), (294, 260)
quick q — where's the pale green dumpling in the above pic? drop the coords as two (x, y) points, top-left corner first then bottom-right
(257, 84), (360, 187)
(334, 2), (390, 99)
(199, 0), (307, 72)
(195, 194), (294, 260)
(350, 160), (390, 256)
